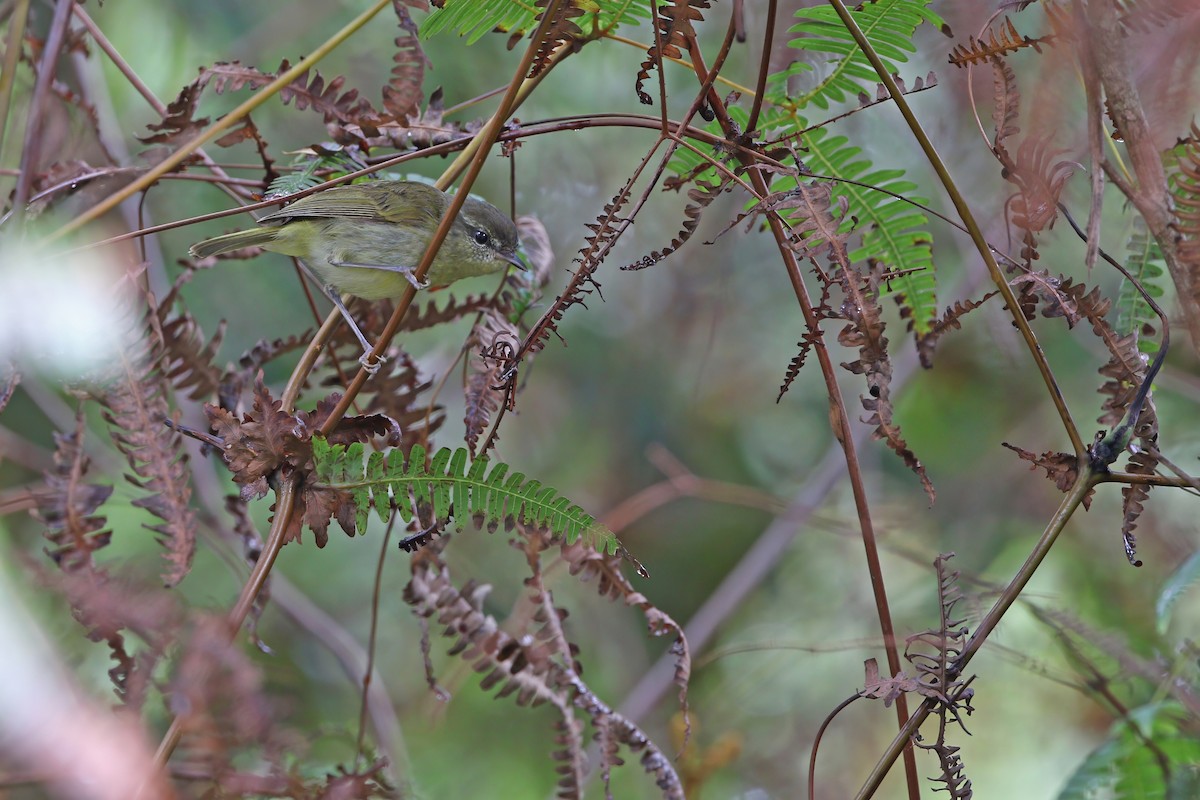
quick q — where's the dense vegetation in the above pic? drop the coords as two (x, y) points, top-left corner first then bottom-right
(2, 1), (1199, 798)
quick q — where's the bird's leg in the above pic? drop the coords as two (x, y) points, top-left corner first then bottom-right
(327, 258), (430, 290)
(296, 262), (384, 374)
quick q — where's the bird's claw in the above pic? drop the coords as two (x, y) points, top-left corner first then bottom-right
(359, 352), (386, 375)
(402, 272), (430, 290)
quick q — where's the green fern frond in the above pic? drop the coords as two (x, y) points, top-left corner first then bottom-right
(786, 0), (944, 111)
(1115, 225), (1165, 354)
(266, 148), (367, 199)
(312, 438), (626, 559)
(421, 0), (537, 44)
(421, 0), (652, 44)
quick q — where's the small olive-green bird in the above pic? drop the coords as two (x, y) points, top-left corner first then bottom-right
(189, 180), (523, 365)
(189, 180), (523, 294)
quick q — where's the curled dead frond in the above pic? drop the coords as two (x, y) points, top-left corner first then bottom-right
(915, 293), (997, 368)
(405, 552), (684, 798)
(465, 310), (518, 457)
(635, 1), (711, 105)
(1002, 443), (1084, 497)
(516, 214), (557, 288)
(1000, 136), (1076, 260)
(529, 0), (587, 79)
(524, 180), (629, 357)
(156, 283), (225, 403)
(1173, 122), (1200, 312)
(171, 614), (273, 763)
(920, 741), (974, 799)
(381, 0), (429, 122)
(905, 555), (973, 724)
(202, 379), (398, 546)
(97, 300), (197, 587)
(623, 176), (731, 271)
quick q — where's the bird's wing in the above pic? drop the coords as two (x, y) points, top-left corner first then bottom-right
(257, 183), (441, 226)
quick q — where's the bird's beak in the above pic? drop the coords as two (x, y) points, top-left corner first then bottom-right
(502, 251), (526, 270)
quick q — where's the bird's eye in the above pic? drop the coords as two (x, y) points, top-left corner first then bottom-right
(473, 230), (490, 245)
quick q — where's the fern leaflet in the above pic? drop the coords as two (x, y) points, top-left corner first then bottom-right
(1114, 226), (1165, 354)
(786, 0), (944, 111)
(421, 0), (653, 44)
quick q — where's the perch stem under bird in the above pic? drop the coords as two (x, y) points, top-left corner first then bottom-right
(189, 180), (524, 370)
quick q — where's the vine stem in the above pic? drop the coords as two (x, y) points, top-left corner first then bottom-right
(854, 468), (1099, 798)
(824, 0), (1084, 459)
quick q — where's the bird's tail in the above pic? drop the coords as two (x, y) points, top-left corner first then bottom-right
(189, 227), (278, 259)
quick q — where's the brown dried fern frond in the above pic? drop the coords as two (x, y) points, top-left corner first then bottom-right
(915, 293), (997, 368)
(836, 263), (935, 502)
(171, 614), (273, 762)
(381, 0), (429, 122)
(94, 302), (198, 587)
(1001, 443), (1084, 500)
(1116, 0), (1200, 33)
(513, 173), (636, 372)
(1000, 135), (1076, 251)
(529, 0), (587, 79)
(920, 740), (974, 799)
(949, 17), (1052, 68)
(156, 284), (225, 403)
(559, 538), (691, 718)
(990, 56), (1020, 151)
(35, 412), (113, 572)
(904, 555), (972, 716)
(1173, 122), (1200, 312)
(207, 60), (379, 128)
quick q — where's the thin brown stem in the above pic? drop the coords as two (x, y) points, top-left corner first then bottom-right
(683, 19), (921, 797)
(12, 0), (73, 217)
(0, 0), (31, 175)
(746, 0), (777, 134)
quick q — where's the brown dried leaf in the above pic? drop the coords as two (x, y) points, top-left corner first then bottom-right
(1001, 443), (1093, 509)
(204, 380), (310, 498)
(990, 56), (1020, 151)
(1001, 135), (1076, 236)
(861, 658), (933, 707)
